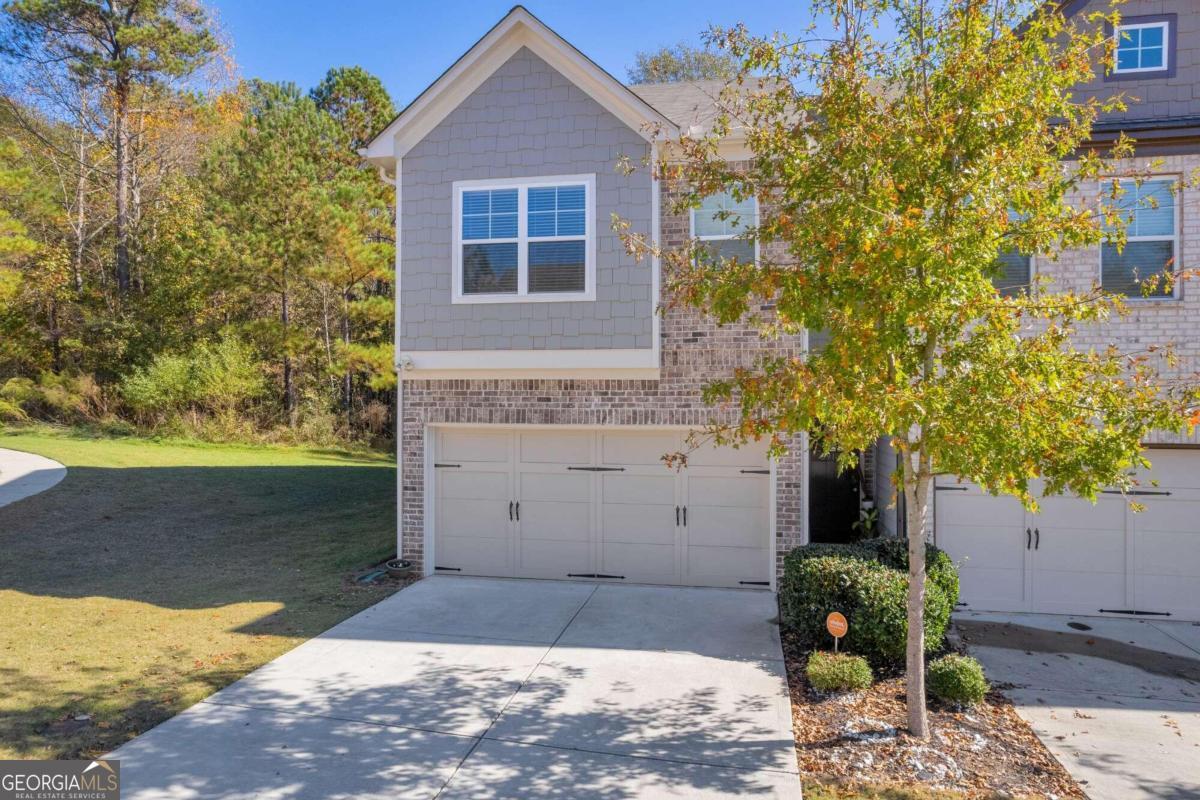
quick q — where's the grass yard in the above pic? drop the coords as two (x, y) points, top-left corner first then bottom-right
(0, 426), (400, 760)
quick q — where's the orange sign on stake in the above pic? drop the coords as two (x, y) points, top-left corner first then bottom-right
(826, 611), (848, 651)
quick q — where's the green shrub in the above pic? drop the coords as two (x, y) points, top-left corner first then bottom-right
(121, 335), (266, 421)
(778, 540), (959, 665)
(928, 654), (989, 706)
(806, 651), (873, 693)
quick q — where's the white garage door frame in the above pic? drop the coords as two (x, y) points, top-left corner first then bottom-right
(417, 423), (781, 590)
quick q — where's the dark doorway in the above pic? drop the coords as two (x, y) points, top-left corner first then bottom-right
(808, 450), (861, 543)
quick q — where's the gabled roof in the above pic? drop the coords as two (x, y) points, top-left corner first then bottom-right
(362, 6), (679, 165)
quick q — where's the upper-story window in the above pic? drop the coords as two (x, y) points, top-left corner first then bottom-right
(692, 191), (757, 264)
(1101, 178), (1179, 299)
(993, 250), (1032, 296)
(453, 174), (595, 303)
(1112, 18), (1173, 77)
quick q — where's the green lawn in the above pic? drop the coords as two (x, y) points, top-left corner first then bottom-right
(0, 426), (399, 760)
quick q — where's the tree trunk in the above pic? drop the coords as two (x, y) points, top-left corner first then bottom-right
(341, 289), (352, 430)
(73, 129), (87, 294)
(281, 288), (295, 425)
(903, 447), (932, 738)
(114, 82), (130, 294)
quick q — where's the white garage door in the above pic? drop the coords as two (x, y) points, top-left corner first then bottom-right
(432, 427), (772, 588)
(935, 448), (1200, 621)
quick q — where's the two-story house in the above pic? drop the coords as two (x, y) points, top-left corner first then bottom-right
(363, 4), (1198, 618)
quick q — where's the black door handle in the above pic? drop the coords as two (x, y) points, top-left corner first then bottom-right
(515, 502), (520, 521)
(683, 506), (687, 526)
(1026, 528), (1031, 550)
(1034, 528), (1039, 550)
(509, 501), (513, 521)
(675, 506), (679, 526)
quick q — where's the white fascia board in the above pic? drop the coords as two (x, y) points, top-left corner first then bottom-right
(363, 7), (678, 162)
(397, 348), (660, 380)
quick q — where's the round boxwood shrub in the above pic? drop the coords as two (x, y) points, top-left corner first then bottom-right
(928, 654), (989, 706)
(806, 651), (873, 693)
(778, 540), (958, 666)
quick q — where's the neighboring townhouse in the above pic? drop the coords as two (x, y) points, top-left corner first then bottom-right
(916, 0), (1200, 621)
(363, 4), (1198, 617)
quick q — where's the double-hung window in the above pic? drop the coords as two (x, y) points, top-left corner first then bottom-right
(453, 175), (595, 303)
(691, 191), (757, 264)
(1101, 178), (1179, 299)
(1114, 21), (1169, 74)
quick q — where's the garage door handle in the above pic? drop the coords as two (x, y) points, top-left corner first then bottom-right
(515, 501), (520, 521)
(676, 506), (680, 525)
(1026, 528), (1031, 549)
(1034, 528), (1039, 550)
(509, 501), (513, 521)
(683, 506), (687, 526)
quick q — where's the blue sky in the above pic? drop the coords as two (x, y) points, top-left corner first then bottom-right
(207, 1), (824, 109)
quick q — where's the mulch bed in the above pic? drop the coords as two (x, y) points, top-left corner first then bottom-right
(782, 630), (1085, 798)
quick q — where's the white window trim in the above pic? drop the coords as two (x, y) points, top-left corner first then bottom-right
(689, 194), (760, 264)
(1099, 176), (1181, 301)
(1113, 21), (1170, 74)
(452, 173), (596, 304)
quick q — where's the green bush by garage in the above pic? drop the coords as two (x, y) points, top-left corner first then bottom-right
(778, 540), (959, 666)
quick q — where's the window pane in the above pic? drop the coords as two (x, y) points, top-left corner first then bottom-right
(1140, 25), (1163, 47)
(491, 213), (518, 238)
(808, 328), (832, 353)
(993, 250), (1031, 295)
(528, 187), (556, 213)
(463, 243), (518, 295)
(528, 240), (585, 293)
(1135, 180), (1175, 236)
(462, 191), (490, 215)
(1141, 47), (1163, 69)
(1117, 48), (1140, 71)
(557, 210), (586, 236)
(528, 211), (556, 237)
(528, 185), (587, 239)
(491, 189), (517, 213)
(462, 216), (490, 240)
(695, 192), (756, 237)
(1102, 240), (1174, 297)
(702, 238), (755, 264)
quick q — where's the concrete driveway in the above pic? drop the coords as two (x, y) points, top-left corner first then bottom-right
(0, 447), (66, 508)
(110, 577), (800, 799)
(958, 611), (1200, 800)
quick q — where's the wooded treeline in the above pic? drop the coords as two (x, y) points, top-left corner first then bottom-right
(0, 0), (397, 446)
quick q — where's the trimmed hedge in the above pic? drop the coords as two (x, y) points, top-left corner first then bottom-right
(928, 654), (989, 706)
(806, 651), (873, 693)
(778, 540), (959, 666)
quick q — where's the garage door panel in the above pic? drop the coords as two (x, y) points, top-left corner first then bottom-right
(1136, 529), (1200, 577)
(1033, 526), (1125, 573)
(939, 524), (1026, 570)
(1032, 569), (1126, 614)
(519, 471), (590, 503)
(518, 539), (592, 578)
(956, 566), (1026, 611)
(602, 473), (675, 506)
(438, 535), (511, 576)
(601, 504), (675, 546)
(600, 432), (679, 466)
(1135, 497), (1200, 531)
(688, 507), (769, 549)
(439, 429), (510, 463)
(937, 492), (1024, 528)
(599, 542), (677, 582)
(440, 497), (509, 537)
(440, 470), (509, 500)
(1034, 496), (1124, 529)
(518, 430), (592, 464)
(685, 439), (769, 468)
(687, 545), (767, 586)
(687, 475), (766, 508)
(1135, 574), (1200, 619)
(519, 501), (591, 543)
